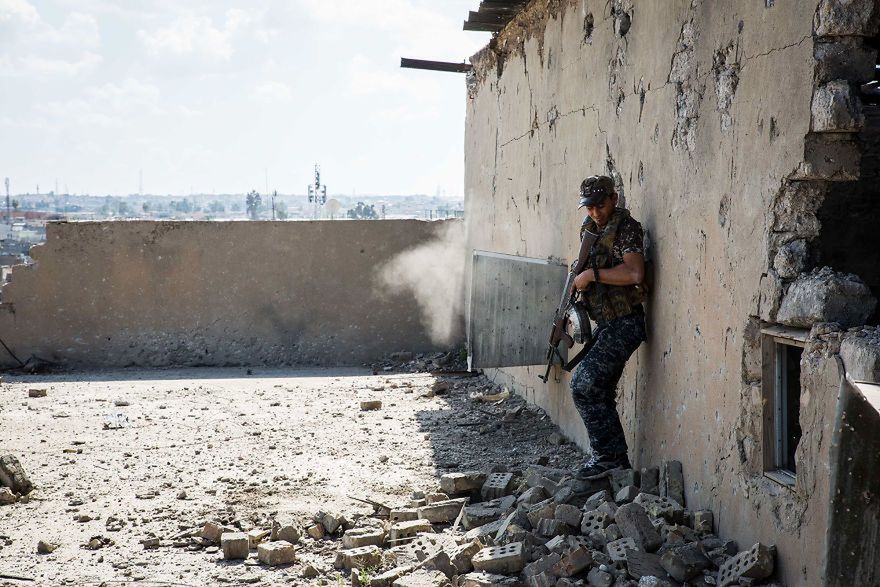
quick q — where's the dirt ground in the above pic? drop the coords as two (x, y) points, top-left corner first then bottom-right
(0, 367), (582, 586)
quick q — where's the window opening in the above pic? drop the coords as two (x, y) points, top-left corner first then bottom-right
(774, 342), (803, 475)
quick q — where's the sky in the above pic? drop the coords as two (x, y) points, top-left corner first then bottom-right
(0, 0), (488, 197)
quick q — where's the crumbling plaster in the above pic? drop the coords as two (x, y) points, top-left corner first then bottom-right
(0, 220), (459, 370)
(464, 1), (878, 584)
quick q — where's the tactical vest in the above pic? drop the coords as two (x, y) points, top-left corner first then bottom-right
(581, 208), (648, 323)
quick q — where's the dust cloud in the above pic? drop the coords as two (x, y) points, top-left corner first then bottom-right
(377, 220), (466, 344)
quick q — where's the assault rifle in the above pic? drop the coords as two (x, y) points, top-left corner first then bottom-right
(538, 227), (600, 383)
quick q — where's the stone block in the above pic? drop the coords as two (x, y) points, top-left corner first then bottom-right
(318, 511), (343, 534)
(481, 473), (514, 500)
(391, 509), (420, 524)
(410, 498), (428, 508)
(812, 80), (864, 132)
(717, 543), (774, 587)
(306, 524), (325, 539)
(439, 471), (487, 495)
(336, 545), (383, 570)
(606, 537), (638, 562)
(0, 455), (33, 496)
(201, 521), (230, 544)
(449, 540), (483, 574)
(615, 485), (639, 504)
(694, 510), (713, 534)
(221, 532), (249, 560)
(392, 569), (450, 587)
(639, 468), (659, 495)
(247, 528), (270, 549)
(418, 499), (467, 524)
(625, 550), (667, 581)
(659, 543), (711, 582)
(581, 510), (611, 534)
(257, 540), (296, 566)
(472, 542), (527, 574)
(553, 546), (593, 577)
(271, 519), (300, 544)
(536, 518), (571, 537)
(554, 504), (582, 528)
(343, 528), (386, 549)
(814, 0), (878, 36)
(390, 519), (433, 542)
(778, 267), (876, 328)
(616, 503), (662, 552)
(660, 462), (684, 507)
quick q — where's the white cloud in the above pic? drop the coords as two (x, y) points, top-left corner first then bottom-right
(35, 78), (164, 128)
(251, 80), (292, 104)
(0, 0), (37, 24)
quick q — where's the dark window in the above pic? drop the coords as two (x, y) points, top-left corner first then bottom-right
(774, 342), (803, 474)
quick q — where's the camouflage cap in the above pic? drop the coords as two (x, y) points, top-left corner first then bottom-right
(578, 175), (615, 208)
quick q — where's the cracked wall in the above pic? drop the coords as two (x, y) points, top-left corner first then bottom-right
(464, 1), (878, 584)
(0, 220), (460, 369)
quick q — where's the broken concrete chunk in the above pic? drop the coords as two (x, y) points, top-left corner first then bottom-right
(462, 504), (504, 530)
(524, 571), (554, 587)
(464, 518), (506, 543)
(390, 519), (433, 541)
(390, 509), (420, 524)
(610, 469), (639, 495)
(200, 521), (230, 544)
(306, 524), (325, 540)
(584, 490), (612, 510)
(523, 552), (562, 577)
(694, 510), (713, 534)
(639, 468), (659, 496)
(439, 471), (486, 495)
(616, 503), (662, 552)
(257, 540), (296, 566)
(814, 0), (878, 36)
(0, 487), (17, 505)
(660, 461), (684, 507)
(271, 518), (300, 544)
(552, 545), (593, 577)
(425, 492), (449, 504)
(717, 543), (775, 587)
(587, 567), (614, 587)
(536, 517), (571, 537)
(449, 540), (483, 574)
(221, 532), (249, 560)
(625, 550), (668, 580)
(554, 504), (582, 528)
(634, 494), (685, 524)
(615, 485), (639, 504)
(606, 536), (639, 562)
(777, 267), (877, 329)
(335, 545), (383, 570)
(342, 528), (386, 549)
(460, 571), (519, 587)
(361, 400), (382, 411)
(318, 511), (342, 534)
(517, 486), (547, 506)
(0, 454), (33, 496)
(247, 528), (269, 549)
(523, 466), (568, 489)
(660, 542), (711, 582)
(812, 80), (864, 132)
(37, 539), (60, 554)
(472, 541), (526, 574)
(581, 509), (611, 535)
(28, 388), (47, 398)
(773, 239), (809, 279)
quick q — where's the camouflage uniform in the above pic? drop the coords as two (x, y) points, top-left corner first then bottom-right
(570, 210), (646, 459)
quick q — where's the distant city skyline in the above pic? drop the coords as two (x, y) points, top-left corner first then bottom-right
(0, 1), (487, 197)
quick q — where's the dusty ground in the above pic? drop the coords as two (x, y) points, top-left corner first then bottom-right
(0, 367), (582, 586)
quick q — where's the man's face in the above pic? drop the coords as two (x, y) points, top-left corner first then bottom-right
(585, 193), (618, 227)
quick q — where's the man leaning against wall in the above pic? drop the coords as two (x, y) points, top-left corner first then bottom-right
(569, 175), (648, 478)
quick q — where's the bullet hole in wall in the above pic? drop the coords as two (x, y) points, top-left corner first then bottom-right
(583, 13), (594, 44)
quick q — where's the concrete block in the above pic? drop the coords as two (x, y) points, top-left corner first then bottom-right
(464, 518), (507, 543)
(472, 542), (526, 574)
(389, 533), (445, 567)
(552, 546), (593, 577)
(603, 523), (622, 542)
(778, 267), (877, 329)
(584, 490), (612, 510)
(271, 519), (300, 544)
(544, 535), (567, 553)
(536, 518), (571, 537)
(615, 503), (662, 552)
(624, 550), (667, 580)
(634, 494), (684, 524)
(221, 532), (249, 560)
(361, 400), (382, 410)
(370, 567), (409, 587)
(587, 567), (613, 587)
(426, 492), (449, 504)
(28, 388), (47, 398)
(418, 499), (467, 524)
(615, 485), (639, 504)
(523, 466), (568, 489)
(659, 543), (711, 582)
(343, 528), (386, 549)
(463, 505), (504, 530)
(606, 537), (639, 562)
(523, 552), (562, 577)
(318, 511), (343, 534)
(410, 498), (428, 508)
(392, 569), (450, 587)
(390, 509), (420, 524)
(306, 524), (325, 540)
(694, 510), (713, 534)
(0, 455), (33, 496)
(335, 545), (383, 570)
(639, 468), (659, 496)
(596, 501), (618, 519)
(257, 540), (296, 566)
(439, 471), (487, 495)
(449, 540), (483, 574)
(812, 80), (864, 132)
(553, 504), (582, 528)
(481, 473), (514, 500)
(493, 511), (518, 543)
(390, 519), (433, 542)
(422, 550), (456, 579)
(580, 510), (611, 534)
(201, 521), (230, 544)
(247, 528), (270, 549)
(717, 543), (774, 587)
(660, 462), (684, 507)
(526, 500), (556, 528)
(610, 469), (638, 495)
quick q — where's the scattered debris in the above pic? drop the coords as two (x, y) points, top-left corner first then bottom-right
(27, 388), (46, 398)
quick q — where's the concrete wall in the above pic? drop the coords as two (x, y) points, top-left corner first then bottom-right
(0, 219), (461, 369)
(464, 1), (878, 584)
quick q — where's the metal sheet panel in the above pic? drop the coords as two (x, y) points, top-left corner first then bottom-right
(468, 250), (568, 368)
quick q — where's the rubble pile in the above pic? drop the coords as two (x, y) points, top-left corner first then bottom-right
(187, 463), (779, 586)
(370, 349), (468, 375)
(0, 454), (33, 505)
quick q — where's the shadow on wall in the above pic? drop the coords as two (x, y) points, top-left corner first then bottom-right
(377, 220), (467, 345)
